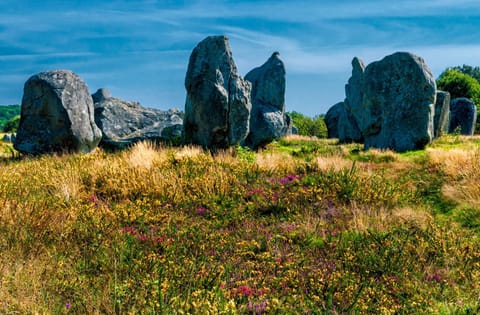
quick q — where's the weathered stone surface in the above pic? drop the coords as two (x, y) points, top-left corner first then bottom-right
(344, 57), (365, 134)
(94, 97), (183, 149)
(434, 91), (451, 138)
(330, 56), (365, 143)
(325, 102), (342, 139)
(291, 125), (299, 135)
(244, 52), (288, 149)
(184, 35), (251, 149)
(14, 70), (102, 155)
(92, 88), (112, 103)
(360, 52), (436, 152)
(325, 101), (362, 142)
(449, 97), (477, 135)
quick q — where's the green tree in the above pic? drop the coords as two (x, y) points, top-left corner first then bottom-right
(452, 64), (480, 83)
(436, 69), (480, 104)
(0, 105), (20, 130)
(437, 68), (480, 134)
(3, 115), (20, 133)
(288, 111), (327, 138)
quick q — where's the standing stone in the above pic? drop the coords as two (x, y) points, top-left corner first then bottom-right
(344, 57), (365, 143)
(434, 91), (450, 138)
(325, 102), (342, 139)
(449, 97), (477, 135)
(2, 134), (11, 143)
(184, 35), (251, 149)
(329, 56), (366, 143)
(92, 88), (112, 103)
(361, 52), (436, 152)
(94, 96), (183, 150)
(14, 70), (102, 155)
(325, 101), (361, 142)
(244, 52), (288, 149)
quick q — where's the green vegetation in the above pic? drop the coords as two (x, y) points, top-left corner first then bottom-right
(288, 111), (327, 138)
(452, 64), (480, 83)
(437, 66), (480, 133)
(436, 69), (480, 105)
(3, 115), (20, 133)
(0, 105), (20, 132)
(0, 135), (480, 314)
(0, 105), (20, 131)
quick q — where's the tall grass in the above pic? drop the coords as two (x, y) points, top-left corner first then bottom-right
(0, 138), (479, 314)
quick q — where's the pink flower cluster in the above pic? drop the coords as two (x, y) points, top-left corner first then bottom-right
(121, 226), (171, 244)
(232, 285), (269, 297)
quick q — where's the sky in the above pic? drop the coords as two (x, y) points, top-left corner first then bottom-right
(1, 1), (480, 116)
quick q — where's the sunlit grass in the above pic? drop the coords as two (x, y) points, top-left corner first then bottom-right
(0, 138), (479, 314)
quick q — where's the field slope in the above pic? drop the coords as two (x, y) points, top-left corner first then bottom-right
(0, 136), (479, 314)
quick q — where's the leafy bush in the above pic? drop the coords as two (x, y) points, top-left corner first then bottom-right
(0, 105), (20, 130)
(452, 64), (480, 83)
(3, 115), (20, 133)
(288, 111), (327, 138)
(436, 69), (480, 105)
(437, 69), (480, 133)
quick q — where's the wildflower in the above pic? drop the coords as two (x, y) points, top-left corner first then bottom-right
(234, 285), (254, 296)
(247, 300), (268, 314)
(279, 174), (300, 185)
(195, 207), (208, 216)
(66, 302), (71, 309)
(425, 273), (443, 283)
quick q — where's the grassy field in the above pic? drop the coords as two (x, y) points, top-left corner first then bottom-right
(0, 135), (479, 314)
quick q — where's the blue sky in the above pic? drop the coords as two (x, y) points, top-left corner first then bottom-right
(1, 0), (480, 116)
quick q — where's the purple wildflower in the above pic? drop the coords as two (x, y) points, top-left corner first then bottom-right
(195, 207), (208, 216)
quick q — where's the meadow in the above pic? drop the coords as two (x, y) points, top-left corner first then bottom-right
(0, 135), (479, 314)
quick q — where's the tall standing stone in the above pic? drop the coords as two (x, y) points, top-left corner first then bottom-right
(244, 52), (288, 149)
(449, 97), (477, 135)
(338, 57), (365, 143)
(361, 52), (436, 152)
(14, 70), (102, 155)
(434, 91), (450, 138)
(183, 35), (251, 149)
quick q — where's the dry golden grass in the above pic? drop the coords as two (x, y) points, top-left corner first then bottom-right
(428, 147), (480, 207)
(124, 141), (166, 170)
(315, 155), (354, 171)
(173, 145), (204, 160)
(282, 134), (321, 142)
(255, 151), (298, 173)
(350, 204), (433, 232)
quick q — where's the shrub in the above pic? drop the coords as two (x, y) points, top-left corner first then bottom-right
(288, 111), (327, 138)
(3, 115), (20, 133)
(436, 69), (480, 105)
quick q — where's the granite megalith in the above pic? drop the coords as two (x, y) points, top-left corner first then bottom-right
(183, 35), (251, 150)
(449, 97), (477, 135)
(14, 70), (102, 155)
(244, 52), (288, 149)
(343, 57), (365, 143)
(360, 52), (436, 152)
(94, 95), (183, 150)
(325, 101), (361, 142)
(92, 88), (112, 103)
(434, 91), (450, 138)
